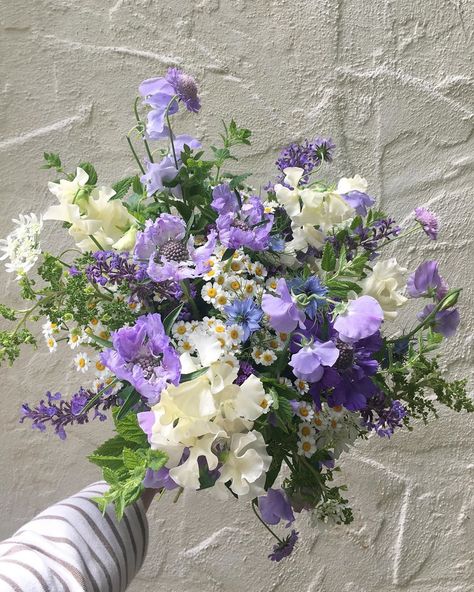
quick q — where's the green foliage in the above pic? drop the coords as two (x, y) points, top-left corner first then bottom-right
(90, 412), (167, 519)
(111, 176), (135, 200)
(78, 162), (98, 185)
(0, 328), (36, 365)
(321, 241), (337, 272)
(41, 152), (62, 172)
(163, 303), (184, 335)
(0, 304), (17, 321)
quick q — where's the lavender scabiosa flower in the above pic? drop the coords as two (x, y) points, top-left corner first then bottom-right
(361, 394), (407, 437)
(101, 313), (181, 405)
(313, 136), (336, 162)
(20, 387), (117, 440)
(269, 530), (299, 562)
(139, 69), (200, 139)
(407, 260), (448, 300)
(415, 207), (439, 240)
(211, 184), (273, 251)
(134, 214), (216, 283)
(224, 298), (263, 341)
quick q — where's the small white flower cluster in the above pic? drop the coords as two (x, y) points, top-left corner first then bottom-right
(200, 247), (267, 311)
(0, 213), (43, 279)
(295, 402), (361, 459)
(172, 316), (244, 360)
(311, 497), (348, 526)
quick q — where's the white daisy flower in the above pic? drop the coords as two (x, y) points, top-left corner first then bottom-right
(298, 423), (316, 439)
(201, 282), (219, 304)
(178, 338), (195, 354)
(225, 275), (243, 293)
(251, 346), (263, 363)
(257, 392), (273, 414)
(259, 349), (277, 366)
(93, 359), (110, 378)
(298, 438), (317, 458)
(295, 379), (309, 395)
(221, 353), (239, 369)
(296, 402), (314, 422)
(227, 324), (244, 345)
(45, 335), (58, 353)
(251, 262), (267, 279)
(266, 277), (279, 292)
(278, 376), (293, 388)
(74, 352), (90, 373)
(172, 320), (189, 340)
(242, 279), (257, 298)
(312, 410), (327, 430)
(214, 290), (230, 309)
(68, 330), (86, 350)
(42, 319), (59, 338)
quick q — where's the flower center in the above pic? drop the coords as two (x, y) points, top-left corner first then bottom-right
(335, 340), (354, 370)
(232, 219), (250, 231)
(177, 74), (198, 100)
(137, 355), (162, 380)
(158, 240), (189, 262)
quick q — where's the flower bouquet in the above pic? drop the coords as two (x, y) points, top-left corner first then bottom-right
(1, 69), (471, 561)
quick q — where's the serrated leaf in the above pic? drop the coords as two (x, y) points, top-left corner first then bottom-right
(111, 177), (134, 200)
(229, 173), (252, 189)
(321, 241), (337, 272)
(122, 448), (143, 471)
(132, 175), (144, 195)
(163, 303), (184, 335)
(78, 162), (98, 185)
(147, 449), (168, 471)
(114, 411), (148, 446)
(180, 367), (209, 383)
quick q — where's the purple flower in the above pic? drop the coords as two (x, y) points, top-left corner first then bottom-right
(415, 207), (439, 240)
(340, 190), (375, 216)
(259, 489), (295, 527)
(290, 340), (339, 383)
(313, 136), (336, 162)
(269, 530), (298, 562)
(139, 69), (200, 139)
(211, 184), (273, 251)
(262, 279), (305, 333)
(224, 298), (263, 341)
(275, 137), (335, 185)
(134, 214), (216, 283)
(143, 467), (179, 490)
(334, 296), (384, 344)
(234, 361), (256, 386)
(141, 156), (179, 196)
(407, 260), (448, 300)
(362, 394), (407, 437)
(418, 304), (460, 338)
(101, 313), (181, 405)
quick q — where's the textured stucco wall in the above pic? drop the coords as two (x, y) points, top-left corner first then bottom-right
(1, 1), (473, 590)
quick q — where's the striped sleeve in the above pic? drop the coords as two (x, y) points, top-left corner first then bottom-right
(0, 481), (149, 592)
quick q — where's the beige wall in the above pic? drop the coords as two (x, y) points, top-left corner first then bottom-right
(1, 1), (473, 590)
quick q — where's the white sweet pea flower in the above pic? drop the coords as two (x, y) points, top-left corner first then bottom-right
(293, 190), (354, 232)
(216, 430), (271, 499)
(336, 174), (368, 195)
(48, 167), (89, 204)
(285, 223), (325, 254)
(361, 258), (408, 320)
(274, 167), (305, 218)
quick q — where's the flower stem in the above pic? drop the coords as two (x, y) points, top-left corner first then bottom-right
(126, 135), (146, 175)
(133, 96), (154, 163)
(251, 500), (285, 544)
(180, 281), (199, 318)
(165, 96), (179, 169)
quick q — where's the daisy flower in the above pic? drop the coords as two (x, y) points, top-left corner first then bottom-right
(294, 379), (309, 395)
(74, 352), (90, 373)
(227, 324), (244, 345)
(296, 402), (314, 422)
(201, 282), (219, 304)
(297, 438), (317, 458)
(298, 423), (316, 439)
(260, 349), (277, 366)
(172, 320), (189, 340)
(45, 336), (58, 353)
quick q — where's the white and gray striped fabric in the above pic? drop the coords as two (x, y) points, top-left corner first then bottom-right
(0, 482), (149, 592)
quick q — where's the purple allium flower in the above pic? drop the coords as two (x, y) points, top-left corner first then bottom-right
(20, 387), (117, 440)
(417, 304), (460, 338)
(340, 190), (375, 216)
(415, 207), (439, 240)
(224, 298), (263, 341)
(134, 214), (216, 283)
(269, 530), (299, 562)
(333, 296), (384, 344)
(211, 184), (273, 251)
(290, 340), (340, 383)
(101, 313), (181, 405)
(262, 279), (305, 333)
(407, 260), (448, 300)
(362, 394), (407, 437)
(259, 489), (295, 527)
(275, 137), (335, 185)
(288, 276), (327, 319)
(139, 69), (200, 139)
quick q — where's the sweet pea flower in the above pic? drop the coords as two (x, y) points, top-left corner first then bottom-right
(334, 296), (384, 343)
(407, 260), (448, 300)
(290, 340), (340, 382)
(360, 258), (407, 320)
(259, 488), (295, 526)
(418, 305), (460, 338)
(262, 278), (305, 332)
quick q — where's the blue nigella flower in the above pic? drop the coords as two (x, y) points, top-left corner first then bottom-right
(288, 276), (327, 319)
(224, 298), (263, 341)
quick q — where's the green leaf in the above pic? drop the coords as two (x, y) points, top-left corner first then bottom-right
(78, 162), (98, 185)
(88, 435), (128, 465)
(180, 367), (209, 382)
(264, 454), (283, 490)
(229, 173), (252, 189)
(132, 175), (144, 195)
(116, 386), (140, 421)
(147, 449), (168, 472)
(221, 248), (235, 262)
(114, 411), (148, 447)
(321, 241), (337, 272)
(122, 448), (142, 471)
(163, 303), (184, 335)
(89, 333), (113, 348)
(112, 177), (134, 200)
(42, 152), (62, 171)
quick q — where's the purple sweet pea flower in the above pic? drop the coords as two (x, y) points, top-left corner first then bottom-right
(418, 304), (460, 338)
(262, 279), (306, 333)
(407, 260), (448, 300)
(139, 69), (200, 139)
(334, 296), (384, 344)
(211, 184), (273, 251)
(415, 207), (439, 240)
(290, 340), (340, 383)
(259, 489), (295, 526)
(134, 214), (216, 282)
(141, 156), (179, 196)
(143, 467), (179, 490)
(101, 313), (181, 405)
(340, 190), (375, 216)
